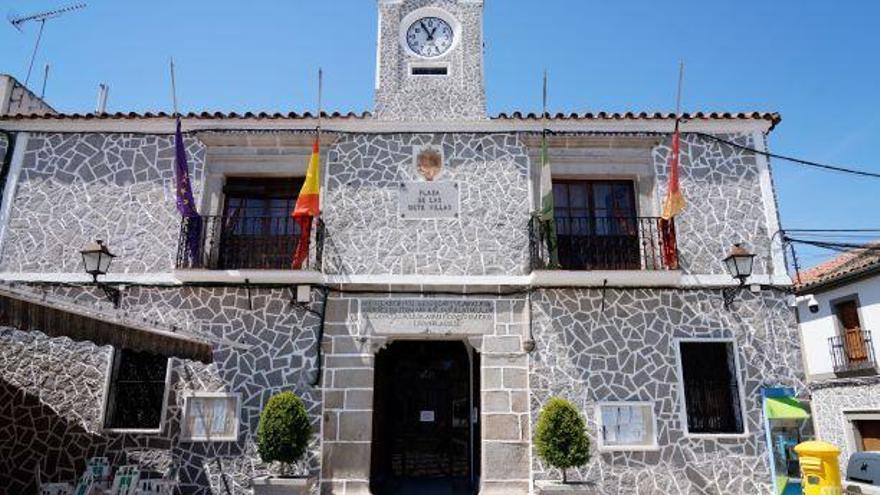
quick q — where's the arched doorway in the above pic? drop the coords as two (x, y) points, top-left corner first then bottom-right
(370, 340), (480, 495)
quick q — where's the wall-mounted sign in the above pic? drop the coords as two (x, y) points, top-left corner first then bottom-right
(398, 181), (460, 219)
(361, 299), (494, 335)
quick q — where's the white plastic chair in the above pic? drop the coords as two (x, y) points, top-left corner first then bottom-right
(137, 479), (174, 494)
(108, 466), (140, 495)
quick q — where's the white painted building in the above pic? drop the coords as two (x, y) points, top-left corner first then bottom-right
(795, 244), (880, 467)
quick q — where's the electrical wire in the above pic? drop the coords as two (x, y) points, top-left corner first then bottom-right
(693, 132), (880, 179)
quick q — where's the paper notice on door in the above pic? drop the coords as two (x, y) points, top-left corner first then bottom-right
(420, 410), (435, 422)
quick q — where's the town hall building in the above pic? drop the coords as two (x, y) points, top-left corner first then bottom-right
(0, 0), (805, 494)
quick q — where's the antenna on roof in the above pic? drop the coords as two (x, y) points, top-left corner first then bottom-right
(40, 63), (50, 99)
(8, 3), (86, 87)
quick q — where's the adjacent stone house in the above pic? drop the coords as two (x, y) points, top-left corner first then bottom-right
(0, 0), (803, 494)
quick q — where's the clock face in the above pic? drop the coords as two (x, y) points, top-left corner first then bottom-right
(406, 17), (454, 58)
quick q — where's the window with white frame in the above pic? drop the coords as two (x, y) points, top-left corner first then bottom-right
(181, 393), (240, 441)
(597, 402), (658, 450)
(104, 348), (169, 430)
(677, 340), (745, 435)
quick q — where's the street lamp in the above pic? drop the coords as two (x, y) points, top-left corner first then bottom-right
(80, 239), (121, 308)
(722, 243), (755, 309)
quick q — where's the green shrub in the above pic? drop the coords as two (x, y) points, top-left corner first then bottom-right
(256, 391), (312, 475)
(534, 397), (590, 483)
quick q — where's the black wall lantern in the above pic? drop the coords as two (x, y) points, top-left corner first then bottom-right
(80, 239), (121, 308)
(722, 243), (755, 309)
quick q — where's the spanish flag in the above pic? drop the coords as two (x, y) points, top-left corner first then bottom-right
(291, 136), (321, 269)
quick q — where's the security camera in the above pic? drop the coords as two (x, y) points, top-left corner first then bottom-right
(806, 295), (819, 314)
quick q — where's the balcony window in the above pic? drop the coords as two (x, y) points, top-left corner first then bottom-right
(830, 299), (875, 373)
(219, 177), (303, 269)
(530, 179), (676, 271)
(176, 177), (324, 270)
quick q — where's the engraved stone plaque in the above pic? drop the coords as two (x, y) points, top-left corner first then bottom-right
(361, 299), (494, 335)
(398, 182), (460, 219)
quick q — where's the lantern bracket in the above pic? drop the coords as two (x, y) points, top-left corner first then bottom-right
(722, 280), (744, 310)
(98, 283), (121, 309)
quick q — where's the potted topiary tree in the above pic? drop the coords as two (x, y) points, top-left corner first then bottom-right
(253, 391), (313, 495)
(534, 397), (591, 486)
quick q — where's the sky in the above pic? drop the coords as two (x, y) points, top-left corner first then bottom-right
(1, 0), (879, 268)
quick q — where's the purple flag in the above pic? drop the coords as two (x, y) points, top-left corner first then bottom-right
(174, 118), (202, 264)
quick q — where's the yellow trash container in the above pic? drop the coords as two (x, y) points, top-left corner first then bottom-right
(794, 441), (842, 495)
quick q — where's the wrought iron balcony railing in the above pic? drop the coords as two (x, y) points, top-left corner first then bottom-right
(529, 216), (679, 271)
(830, 330), (876, 374)
(175, 215), (324, 270)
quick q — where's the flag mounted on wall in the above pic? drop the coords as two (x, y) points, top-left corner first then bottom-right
(538, 71), (559, 268)
(659, 119), (683, 269)
(174, 118), (202, 263)
(661, 120), (685, 220)
(291, 136), (321, 269)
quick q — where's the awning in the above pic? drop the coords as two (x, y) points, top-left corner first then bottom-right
(765, 396), (810, 420)
(0, 287), (213, 363)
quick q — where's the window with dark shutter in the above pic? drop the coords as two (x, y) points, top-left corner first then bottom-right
(104, 348), (169, 430)
(678, 341), (744, 434)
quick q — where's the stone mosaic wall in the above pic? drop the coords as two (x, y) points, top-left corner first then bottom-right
(0, 132), (205, 273)
(529, 287), (805, 494)
(375, 0), (486, 121)
(810, 376), (880, 468)
(319, 292), (533, 495)
(654, 133), (773, 276)
(0, 283), (322, 494)
(323, 133), (530, 276)
(0, 129), (778, 279)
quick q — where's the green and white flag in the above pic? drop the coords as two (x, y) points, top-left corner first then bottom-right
(539, 71), (559, 267)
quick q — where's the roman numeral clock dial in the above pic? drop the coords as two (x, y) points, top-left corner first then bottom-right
(406, 17), (454, 57)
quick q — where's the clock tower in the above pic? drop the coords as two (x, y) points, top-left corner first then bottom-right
(374, 0), (487, 121)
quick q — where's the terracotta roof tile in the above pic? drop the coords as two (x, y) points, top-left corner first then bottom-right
(1, 110), (781, 129)
(796, 241), (880, 292)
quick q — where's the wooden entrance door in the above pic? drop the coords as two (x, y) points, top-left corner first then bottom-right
(837, 300), (868, 362)
(858, 420), (880, 451)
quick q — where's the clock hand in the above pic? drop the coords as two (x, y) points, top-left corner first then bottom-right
(420, 20), (433, 41)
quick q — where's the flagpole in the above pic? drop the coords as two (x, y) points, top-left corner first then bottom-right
(542, 69), (548, 126)
(317, 68), (323, 135)
(675, 61), (684, 120)
(170, 57), (179, 117)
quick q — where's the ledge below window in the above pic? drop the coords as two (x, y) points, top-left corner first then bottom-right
(531, 269), (683, 288)
(173, 269), (323, 285)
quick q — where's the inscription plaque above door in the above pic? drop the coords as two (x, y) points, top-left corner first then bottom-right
(361, 299), (494, 335)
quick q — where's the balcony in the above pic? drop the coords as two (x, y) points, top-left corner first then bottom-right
(529, 216), (678, 271)
(175, 215), (323, 271)
(830, 330), (876, 374)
